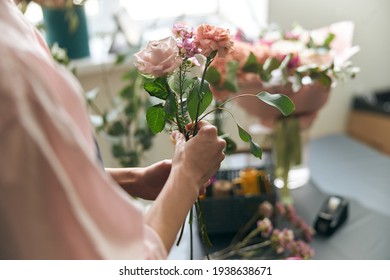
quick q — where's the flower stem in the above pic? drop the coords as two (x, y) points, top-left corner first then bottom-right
(195, 199), (211, 259)
(189, 207), (194, 260)
(193, 56), (213, 136)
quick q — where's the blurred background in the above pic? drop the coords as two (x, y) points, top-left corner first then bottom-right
(23, 0), (390, 167)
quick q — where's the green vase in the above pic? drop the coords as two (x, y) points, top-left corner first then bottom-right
(42, 5), (90, 59)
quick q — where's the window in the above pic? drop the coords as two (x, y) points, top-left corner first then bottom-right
(23, 0), (268, 59)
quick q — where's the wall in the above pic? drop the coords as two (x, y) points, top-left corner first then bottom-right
(267, 0), (390, 138)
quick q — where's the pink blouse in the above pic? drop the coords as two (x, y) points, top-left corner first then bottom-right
(0, 0), (167, 259)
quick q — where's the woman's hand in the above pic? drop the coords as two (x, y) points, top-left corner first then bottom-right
(106, 160), (171, 200)
(170, 120), (226, 195)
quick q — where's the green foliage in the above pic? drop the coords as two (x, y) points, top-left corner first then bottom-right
(256, 91), (295, 116)
(187, 79), (213, 121)
(222, 61), (239, 92)
(144, 77), (170, 100)
(237, 123), (262, 158)
(146, 105), (167, 134)
(141, 57), (295, 159)
(88, 64), (156, 167)
(205, 66), (221, 85)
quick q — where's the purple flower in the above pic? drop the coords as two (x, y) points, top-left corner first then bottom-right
(172, 23), (195, 40)
(177, 38), (200, 58)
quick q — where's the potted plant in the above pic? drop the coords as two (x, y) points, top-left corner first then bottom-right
(17, 0), (90, 59)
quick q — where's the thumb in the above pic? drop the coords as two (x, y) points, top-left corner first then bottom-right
(171, 131), (185, 146)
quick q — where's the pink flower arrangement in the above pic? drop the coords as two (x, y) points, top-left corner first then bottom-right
(208, 21), (360, 102)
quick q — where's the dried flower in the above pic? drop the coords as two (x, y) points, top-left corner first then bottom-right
(210, 201), (315, 260)
(258, 200), (273, 218)
(257, 217), (273, 238)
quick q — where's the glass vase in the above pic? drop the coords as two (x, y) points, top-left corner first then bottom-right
(272, 116), (310, 191)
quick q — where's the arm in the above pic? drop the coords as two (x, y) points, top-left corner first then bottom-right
(108, 122), (226, 251)
(145, 121), (226, 251)
(105, 160), (172, 200)
(1, 1), (225, 259)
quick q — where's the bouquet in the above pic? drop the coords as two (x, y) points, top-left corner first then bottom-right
(133, 23), (295, 259)
(208, 21), (360, 104)
(207, 21), (359, 201)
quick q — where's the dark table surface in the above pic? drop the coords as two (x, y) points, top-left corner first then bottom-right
(168, 134), (390, 260)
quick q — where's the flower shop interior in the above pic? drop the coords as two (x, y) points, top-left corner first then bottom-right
(19, 0), (390, 260)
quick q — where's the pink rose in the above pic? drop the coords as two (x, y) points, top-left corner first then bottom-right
(194, 24), (234, 58)
(133, 36), (182, 77)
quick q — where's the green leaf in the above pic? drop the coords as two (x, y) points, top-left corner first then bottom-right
(164, 90), (178, 118)
(187, 79), (213, 121)
(221, 135), (237, 155)
(237, 124), (251, 142)
(256, 91), (295, 116)
(296, 64), (318, 73)
(144, 77), (169, 100)
(222, 79), (238, 93)
(106, 121), (126, 136)
(249, 140), (262, 158)
(122, 68), (139, 81)
(323, 32), (335, 49)
(119, 84), (133, 99)
(167, 73), (180, 95)
(279, 54), (292, 71)
(291, 74), (303, 92)
(208, 50), (218, 60)
(311, 72), (332, 88)
(112, 143), (126, 157)
(237, 124), (262, 158)
(222, 61), (239, 92)
(263, 57), (281, 73)
(115, 53), (127, 65)
(205, 66), (221, 86)
(146, 104), (166, 133)
(243, 52), (261, 73)
(259, 57), (280, 82)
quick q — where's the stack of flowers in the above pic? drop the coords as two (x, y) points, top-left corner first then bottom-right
(208, 21), (360, 105)
(210, 201), (315, 260)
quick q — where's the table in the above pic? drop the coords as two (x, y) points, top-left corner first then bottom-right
(168, 134), (390, 260)
(299, 134), (390, 259)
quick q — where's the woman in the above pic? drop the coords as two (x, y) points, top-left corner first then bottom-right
(0, 0), (226, 259)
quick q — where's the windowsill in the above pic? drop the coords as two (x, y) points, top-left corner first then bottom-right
(71, 53), (124, 77)
(70, 36), (133, 77)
